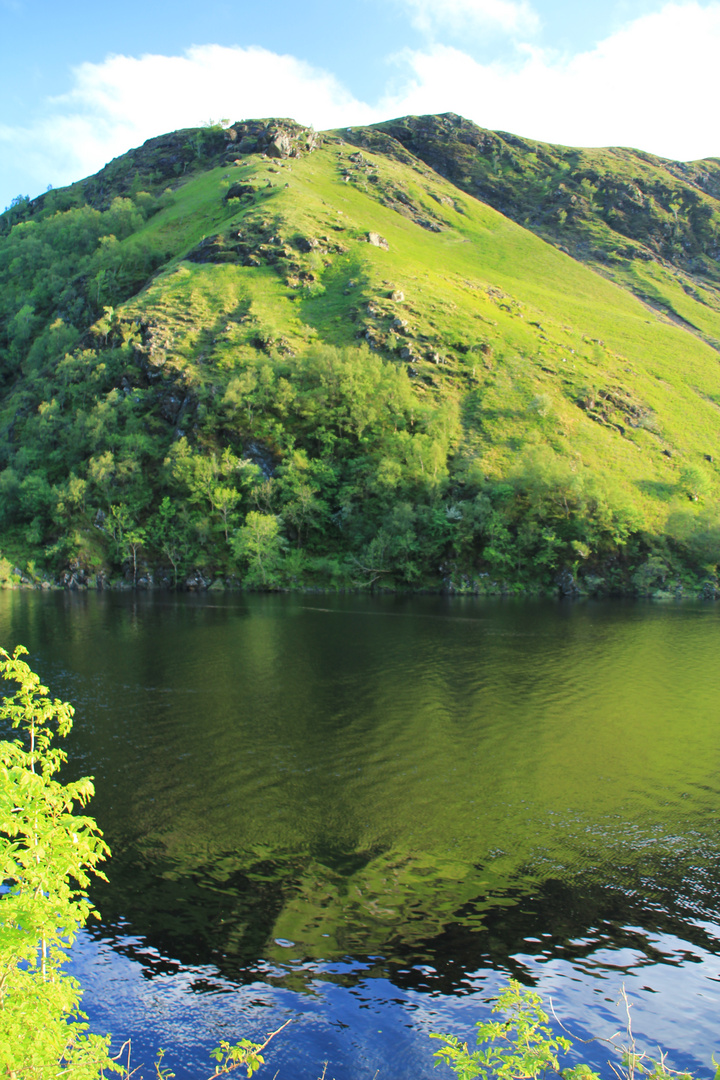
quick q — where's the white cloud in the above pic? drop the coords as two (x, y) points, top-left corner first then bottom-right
(57, 45), (374, 135)
(0, 45), (378, 202)
(2, 3), (720, 208)
(383, 2), (720, 160)
(396, 0), (540, 37)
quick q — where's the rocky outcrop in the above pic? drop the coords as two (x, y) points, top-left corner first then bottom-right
(224, 120), (318, 160)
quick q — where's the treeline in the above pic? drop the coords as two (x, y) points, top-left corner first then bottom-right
(0, 188), (172, 387)
(1, 318), (710, 593)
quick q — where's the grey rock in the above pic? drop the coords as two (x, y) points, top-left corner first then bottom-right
(556, 568), (578, 596)
(244, 440), (276, 478)
(185, 571), (210, 591)
(267, 133), (293, 159)
(367, 232), (389, 250)
(159, 393), (185, 423)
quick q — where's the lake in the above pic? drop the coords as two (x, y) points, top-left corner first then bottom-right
(1, 591), (719, 1079)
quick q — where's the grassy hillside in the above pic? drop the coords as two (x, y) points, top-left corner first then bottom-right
(1, 116), (720, 595)
(356, 114), (720, 351)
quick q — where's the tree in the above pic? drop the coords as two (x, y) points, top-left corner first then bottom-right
(149, 495), (195, 587)
(168, 440), (259, 544)
(232, 512), (286, 587)
(213, 484), (241, 542)
(432, 980), (575, 1080)
(0, 646), (116, 1078)
(125, 527), (146, 587)
(679, 464), (710, 502)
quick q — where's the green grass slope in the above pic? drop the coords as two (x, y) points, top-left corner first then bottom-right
(355, 113), (720, 352)
(1, 117), (720, 595)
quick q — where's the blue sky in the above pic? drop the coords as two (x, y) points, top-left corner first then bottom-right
(1, 0), (718, 209)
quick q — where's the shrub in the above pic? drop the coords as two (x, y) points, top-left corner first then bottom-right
(0, 646), (116, 1077)
(431, 980), (700, 1080)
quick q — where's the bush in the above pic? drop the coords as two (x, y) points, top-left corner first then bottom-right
(431, 980), (700, 1080)
(0, 646), (116, 1077)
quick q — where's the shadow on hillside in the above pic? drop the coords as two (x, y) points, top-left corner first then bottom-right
(634, 478), (677, 501)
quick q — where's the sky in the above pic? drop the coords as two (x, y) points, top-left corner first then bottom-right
(1, 0), (719, 210)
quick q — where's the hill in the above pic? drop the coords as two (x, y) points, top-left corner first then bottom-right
(1, 114), (720, 596)
(356, 114), (720, 350)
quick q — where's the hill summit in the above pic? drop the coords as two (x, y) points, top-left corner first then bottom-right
(2, 114), (720, 596)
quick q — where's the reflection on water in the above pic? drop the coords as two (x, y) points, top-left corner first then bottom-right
(1, 592), (720, 1078)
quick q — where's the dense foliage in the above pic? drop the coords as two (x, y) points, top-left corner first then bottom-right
(0, 646), (114, 1077)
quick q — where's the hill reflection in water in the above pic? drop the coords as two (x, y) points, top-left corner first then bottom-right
(1, 592), (719, 1079)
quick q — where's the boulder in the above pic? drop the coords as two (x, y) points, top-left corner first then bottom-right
(556, 568), (578, 596)
(367, 232), (389, 250)
(267, 133), (293, 159)
(185, 571), (210, 591)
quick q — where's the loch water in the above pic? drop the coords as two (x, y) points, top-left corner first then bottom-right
(1, 591), (719, 1079)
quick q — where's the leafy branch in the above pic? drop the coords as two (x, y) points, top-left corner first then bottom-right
(207, 1019), (292, 1078)
(432, 981), (710, 1080)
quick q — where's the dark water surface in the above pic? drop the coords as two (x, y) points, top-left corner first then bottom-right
(1, 591), (719, 1078)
